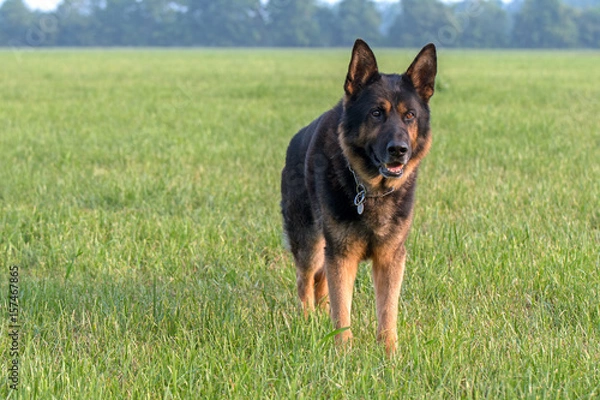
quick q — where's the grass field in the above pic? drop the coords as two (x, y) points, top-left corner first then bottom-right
(1, 47), (599, 398)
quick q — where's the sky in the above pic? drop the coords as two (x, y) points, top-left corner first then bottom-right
(16, 0), (346, 11)
(23, 0), (60, 11)
(1, 0), (59, 11)
(5, 0), (510, 12)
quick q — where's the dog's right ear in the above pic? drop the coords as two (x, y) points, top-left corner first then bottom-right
(344, 39), (380, 98)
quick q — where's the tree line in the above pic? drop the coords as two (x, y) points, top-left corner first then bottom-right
(1, 0), (599, 48)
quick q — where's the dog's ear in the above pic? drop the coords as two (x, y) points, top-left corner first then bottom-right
(344, 39), (380, 98)
(405, 43), (437, 103)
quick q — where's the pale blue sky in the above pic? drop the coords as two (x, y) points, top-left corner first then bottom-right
(7, 0), (511, 12)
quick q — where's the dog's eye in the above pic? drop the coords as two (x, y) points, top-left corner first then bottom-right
(405, 111), (416, 121)
(370, 109), (382, 119)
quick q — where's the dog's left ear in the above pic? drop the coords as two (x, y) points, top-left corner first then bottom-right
(345, 39), (380, 98)
(405, 43), (437, 103)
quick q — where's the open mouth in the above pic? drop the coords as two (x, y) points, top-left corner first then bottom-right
(379, 162), (404, 178)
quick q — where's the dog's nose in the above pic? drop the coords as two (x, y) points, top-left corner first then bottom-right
(387, 142), (409, 158)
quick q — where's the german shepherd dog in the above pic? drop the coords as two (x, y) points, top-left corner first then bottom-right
(281, 39), (436, 354)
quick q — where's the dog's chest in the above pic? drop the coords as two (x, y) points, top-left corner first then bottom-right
(359, 197), (403, 238)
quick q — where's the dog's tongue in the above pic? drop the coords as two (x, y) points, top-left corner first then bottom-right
(386, 163), (404, 174)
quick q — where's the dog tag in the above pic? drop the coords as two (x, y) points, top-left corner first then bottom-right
(354, 183), (366, 215)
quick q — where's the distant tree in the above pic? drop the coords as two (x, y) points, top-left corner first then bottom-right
(183, 0), (264, 46)
(378, 1), (401, 38)
(512, 0), (578, 48)
(454, 0), (509, 48)
(576, 7), (600, 47)
(387, 0), (452, 47)
(336, 0), (381, 46)
(54, 0), (96, 46)
(265, 0), (320, 46)
(314, 4), (337, 46)
(5, 0), (597, 48)
(135, 0), (183, 45)
(88, 0), (143, 45)
(0, 0), (34, 45)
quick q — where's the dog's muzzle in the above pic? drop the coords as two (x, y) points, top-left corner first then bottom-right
(378, 141), (410, 178)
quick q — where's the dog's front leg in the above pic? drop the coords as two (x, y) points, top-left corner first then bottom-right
(372, 244), (407, 355)
(325, 251), (361, 345)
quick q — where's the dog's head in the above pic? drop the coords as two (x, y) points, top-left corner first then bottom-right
(339, 39), (437, 189)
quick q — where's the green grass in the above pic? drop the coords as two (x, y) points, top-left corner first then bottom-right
(1, 47), (599, 398)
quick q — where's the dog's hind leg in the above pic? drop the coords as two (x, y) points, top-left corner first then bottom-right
(293, 236), (328, 314)
(313, 265), (329, 312)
